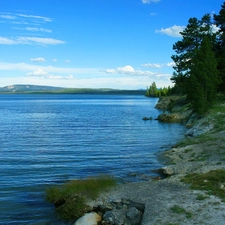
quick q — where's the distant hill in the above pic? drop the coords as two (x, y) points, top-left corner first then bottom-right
(0, 84), (63, 93)
(0, 84), (146, 95)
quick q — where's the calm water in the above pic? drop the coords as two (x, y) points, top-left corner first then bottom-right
(0, 94), (186, 224)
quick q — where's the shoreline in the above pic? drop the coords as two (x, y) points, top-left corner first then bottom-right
(89, 97), (225, 225)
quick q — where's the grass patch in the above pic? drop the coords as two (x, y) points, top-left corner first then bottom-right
(209, 101), (225, 132)
(45, 175), (117, 220)
(181, 169), (225, 200)
(174, 133), (215, 148)
(184, 148), (193, 153)
(196, 194), (209, 200)
(170, 205), (192, 218)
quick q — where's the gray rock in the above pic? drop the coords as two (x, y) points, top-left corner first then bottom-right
(103, 206), (127, 225)
(126, 207), (142, 225)
(100, 199), (144, 225)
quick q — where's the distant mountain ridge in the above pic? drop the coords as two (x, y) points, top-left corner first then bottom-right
(0, 84), (146, 95)
(0, 84), (63, 93)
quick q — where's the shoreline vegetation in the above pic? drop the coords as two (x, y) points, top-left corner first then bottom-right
(46, 94), (225, 225)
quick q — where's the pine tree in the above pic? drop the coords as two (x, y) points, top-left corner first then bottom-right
(187, 36), (220, 113)
(214, 1), (225, 90)
(171, 14), (217, 93)
(171, 17), (202, 78)
(186, 74), (205, 114)
(145, 82), (157, 97)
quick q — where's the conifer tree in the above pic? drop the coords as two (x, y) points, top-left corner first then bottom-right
(171, 14), (217, 92)
(171, 17), (202, 79)
(187, 36), (220, 113)
(186, 74), (205, 114)
(214, 1), (225, 90)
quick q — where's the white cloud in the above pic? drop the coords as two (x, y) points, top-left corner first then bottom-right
(106, 65), (155, 76)
(211, 24), (220, 33)
(0, 36), (65, 46)
(26, 68), (48, 76)
(30, 57), (46, 62)
(26, 70), (74, 80)
(156, 25), (185, 37)
(166, 62), (175, 67)
(0, 76), (166, 89)
(117, 65), (135, 73)
(142, 0), (161, 4)
(13, 26), (52, 33)
(105, 69), (116, 73)
(0, 62), (173, 88)
(203, 24), (220, 34)
(66, 75), (74, 79)
(141, 63), (162, 68)
(0, 37), (16, 44)
(16, 14), (52, 23)
(65, 60), (71, 63)
(26, 69), (74, 80)
(0, 13), (52, 24)
(0, 14), (16, 20)
(52, 59), (58, 62)
(141, 62), (175, 68)
(48, 75), (63, 79)
(17, 37), (65, 45)
(0, 61), (100, 74)
(25, 27), (52, 33)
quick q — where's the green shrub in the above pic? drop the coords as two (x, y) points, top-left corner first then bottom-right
(181, 169), (225, 200)
(45, 175), (117, 220)
(196, 194), (209, 200)
(170, 205), (192, 218)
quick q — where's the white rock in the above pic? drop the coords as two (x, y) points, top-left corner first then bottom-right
(162, 166), (174, 175)
(74, 212), (101, 225)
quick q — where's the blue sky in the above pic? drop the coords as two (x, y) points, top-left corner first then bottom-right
(0, 0), (224, 89)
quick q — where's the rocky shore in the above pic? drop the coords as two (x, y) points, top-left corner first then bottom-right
(73, 96), (225, 225)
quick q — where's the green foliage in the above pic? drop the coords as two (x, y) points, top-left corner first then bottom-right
(45, 175), (117, 220)
(171, 17), (204, 78)
(181, 169), (225, 200)
(145, 82), (171, 97)
(214, 2), (225, 90)
(196, 194), (209, 200)
(186, 36), (221, 114)
(171, 5), (224, 113)
(170, 205), (193, 218)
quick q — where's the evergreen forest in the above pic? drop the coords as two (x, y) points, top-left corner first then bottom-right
(146, 1), (225, 114)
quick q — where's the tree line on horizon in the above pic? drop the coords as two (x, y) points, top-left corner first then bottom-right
(145, 82), (172, 97)
(146, 1), (225, 114)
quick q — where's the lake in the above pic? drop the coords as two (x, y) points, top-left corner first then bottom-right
(0, 94), (186, 224)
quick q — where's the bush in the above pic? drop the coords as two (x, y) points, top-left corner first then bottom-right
(45, 175), (117, 220)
